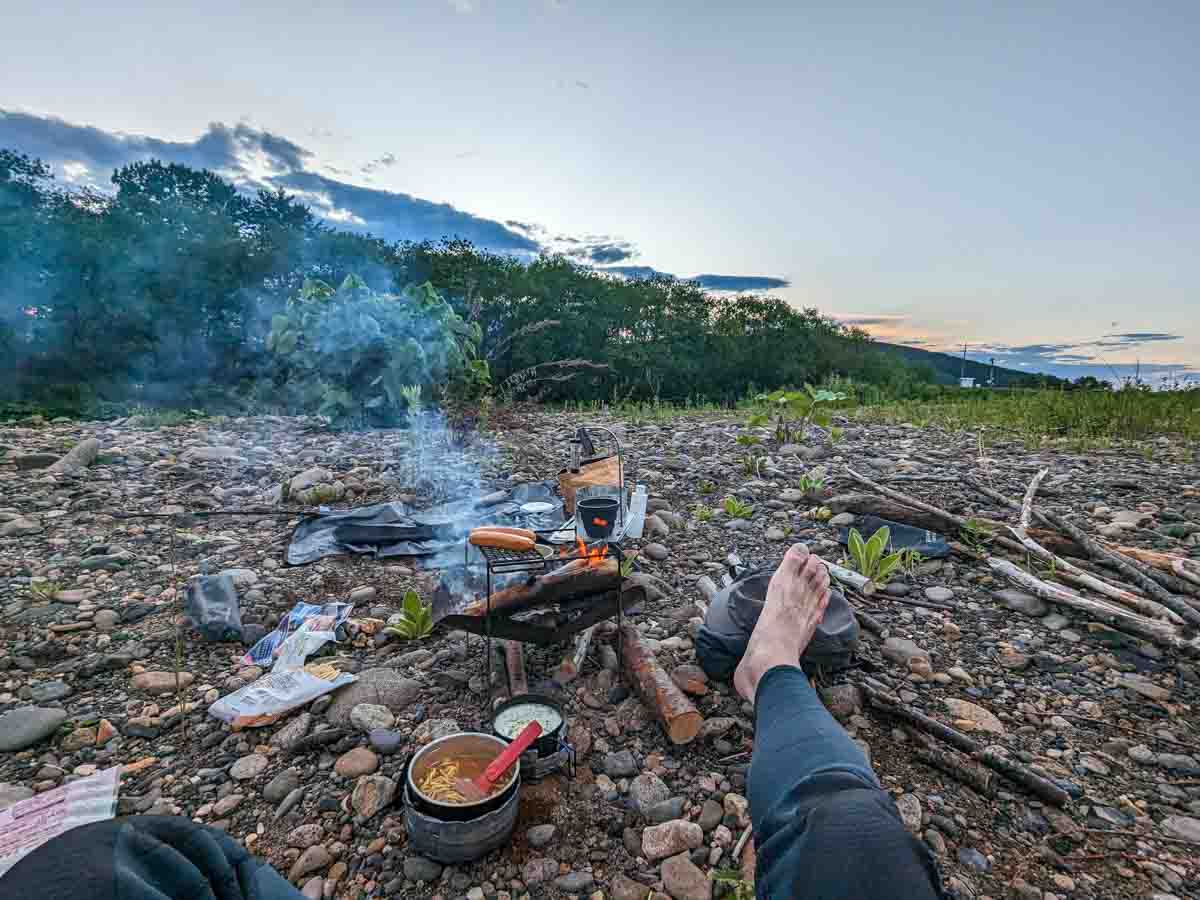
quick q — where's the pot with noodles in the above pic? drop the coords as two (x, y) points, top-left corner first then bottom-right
(407, 732), (521, 822)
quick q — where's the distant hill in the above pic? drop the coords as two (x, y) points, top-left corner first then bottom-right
(876, 342), (1066, 387)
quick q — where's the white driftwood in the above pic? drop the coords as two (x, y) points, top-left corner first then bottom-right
(988, 558), (1198, 656)
(554, 626), (594, 684)
(821, 559), (877, 596)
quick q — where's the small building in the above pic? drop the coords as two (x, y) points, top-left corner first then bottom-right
(959, 377), (976, 388)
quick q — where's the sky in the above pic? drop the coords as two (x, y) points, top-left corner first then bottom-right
(3, 1), (1198, 383)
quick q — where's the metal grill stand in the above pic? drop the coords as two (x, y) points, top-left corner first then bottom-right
(460, 533), (625, 709)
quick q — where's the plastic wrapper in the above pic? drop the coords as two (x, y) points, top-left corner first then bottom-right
(0, 766), (120, 876)
(242, 601), (352, 668)
(184, 574), (243, 642)
(208, 665), (356, 728)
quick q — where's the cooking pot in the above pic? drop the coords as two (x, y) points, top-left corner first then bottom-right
(406, 732), (520, 822)
(577, 496), (619, 539)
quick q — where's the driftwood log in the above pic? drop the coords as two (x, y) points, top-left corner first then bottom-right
(554, 626), (594, 684)
(987, 559), (1198, 655)
(965, 477), (1200, 628)
(460, 558), (620, 618)
(859, 682), (1070, 807)
(620, 625), (703, 744)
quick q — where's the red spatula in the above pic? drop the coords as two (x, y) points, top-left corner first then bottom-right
(454, 720), (542, 802)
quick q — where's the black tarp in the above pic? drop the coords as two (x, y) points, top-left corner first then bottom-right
(285, 481), (563, 566)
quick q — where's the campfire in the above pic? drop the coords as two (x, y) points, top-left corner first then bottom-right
(565, 537), (610, 567)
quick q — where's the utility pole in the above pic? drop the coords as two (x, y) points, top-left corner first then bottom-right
(989, 357), (996, 386)
(960, 343), (968, 380)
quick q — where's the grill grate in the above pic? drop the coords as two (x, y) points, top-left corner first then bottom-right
(479, 544), (548, 564)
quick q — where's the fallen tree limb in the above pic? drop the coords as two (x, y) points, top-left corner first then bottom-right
(859, 682), (1070, 807)
(966, 477), (1200, 628)
(554, 627), (593, 684)
(912, 745), (998, 798)
(821, 559), (877, 596)
(988, 558), (1198, 655)
(620, 625), (703, 744)
(838, 474), (971, 533)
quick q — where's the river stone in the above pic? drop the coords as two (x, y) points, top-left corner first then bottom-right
(334, 747), (379, 777)
(230, 753), (269, 780)
(0, 707), (68, 751)
(993, 589), (1048, 618)
(603, 750), (639, 778)
(924, 586), (955, 603)
(628, 772), (672, 815)
(1161, 815), (1200, 842)
(642, 819), (703, 861)
(349, 703), (395, 732)
(896, 793), (923, 833)
(263, 770), (301, 803)
(288, 845), (332, 881)
(944, 698), (1005, 735)
(132, 671), (195, 695)
(403, 856), (443, 882)
(29, 680), (72, 703)
(526, 824), (556, 849)
(882, 637), (929, 667)
(325, 669), (421, 727)
(350, 774), (396, 819)
(661, 852), (712, 900)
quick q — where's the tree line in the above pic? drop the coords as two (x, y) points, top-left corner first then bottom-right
(1, 148), (946, 418)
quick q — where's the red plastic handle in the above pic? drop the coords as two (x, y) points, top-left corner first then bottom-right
(477, 721), (542, 789)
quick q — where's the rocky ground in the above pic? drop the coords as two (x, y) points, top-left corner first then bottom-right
(1, 407), (1199, 900)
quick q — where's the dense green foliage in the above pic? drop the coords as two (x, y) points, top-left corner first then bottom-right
(2, 148), (1044, 418)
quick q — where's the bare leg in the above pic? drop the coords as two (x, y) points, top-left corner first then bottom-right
(734, 543), (831, 702)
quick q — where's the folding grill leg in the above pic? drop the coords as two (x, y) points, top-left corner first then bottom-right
(485, 564), (493, 711)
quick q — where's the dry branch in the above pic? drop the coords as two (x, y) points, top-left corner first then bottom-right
(965, 477), (1200, 628)
(859, 682), (1070, 807)
(912, 745), (998, 798)
(620, 625), (703, 744)
(503, 641), (528, 696)
(988, 558), (1198, 655)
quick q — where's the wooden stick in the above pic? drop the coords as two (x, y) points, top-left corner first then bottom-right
(987, 558), (1197, 655)
(966, 477), (1200, 628)
(859, 682), (1071, 807)
(1017, 467), (1049, 531)
(620, 624), (704, 745)
(821, 559), (877, 596)
(503, 640), (528, 696)
(912, 745), (998, 798)
(1006, 529), (1182, 624)
(554, 626), (593, 684)
(837, 474), (970, 532)
(1052, 713), (1200, 752)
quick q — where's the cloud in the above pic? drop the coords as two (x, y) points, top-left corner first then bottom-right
(447, 0), (477, 12)
(360, 151), (397, 175)
(599, 266), (790, 291)
(691, 274), (791, 291)
(1095, 332), (1183, 347)
(270, 171), (540, 251)
(832, 313), (911, 327)
(0, 109), (539, 253)
(564, 239), (636, 264)
(0, 109), (310, 184)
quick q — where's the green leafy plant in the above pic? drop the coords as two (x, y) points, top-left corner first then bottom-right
(898, 549), (924, 577)
(28, 580), (60, 601)
(711, 868), (755, 900)
(797, 472), (825, 494)
(697, 480), (716, 495)
(693, 503), (714, 522)
(754, 384), (848, 445)
(384, 590), (435, 640)
(845, 526), (905, 584)
(723, 496), (755, 520)
(959, 517), (992, 553)
(619, 557), (635, 578)
(829, 425), (845, 445)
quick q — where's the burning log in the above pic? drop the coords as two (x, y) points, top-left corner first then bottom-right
(459, 556), (620, 618)
(620, 624), (704, 745)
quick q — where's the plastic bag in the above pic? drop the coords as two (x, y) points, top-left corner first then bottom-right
(184, 574), (243, 642)
(242, 601), (352, 668)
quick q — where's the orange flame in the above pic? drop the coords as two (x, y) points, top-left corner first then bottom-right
(563, 537), (610, 567)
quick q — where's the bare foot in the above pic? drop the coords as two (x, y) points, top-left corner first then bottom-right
(733, 543), (831, 703)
